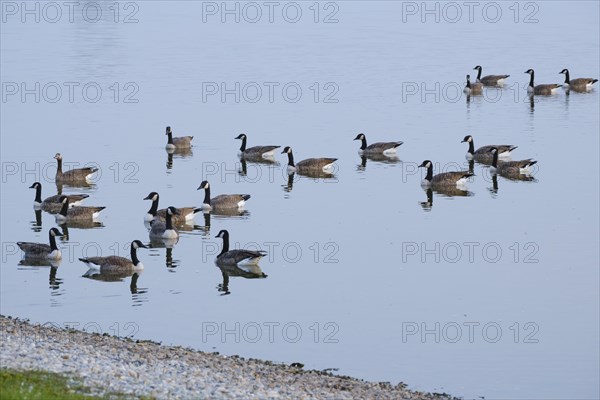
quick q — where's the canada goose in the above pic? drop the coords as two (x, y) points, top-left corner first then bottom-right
(281, 146), (337, 174)
(353, 133), (403, 155)
(79, 240), (148, 273)
(489, 147), (537, 176)
(524, 69), (561, 95)
(143, 192), (201, 223)
(235, 134), (280, 159)
(29, 182), (88, 212)
(463, 74), (483, 95)
(149, 206), (179, 239)
(419, 160), (474, 187)
(165, 126), (193, 150)
(54, 153), (98, 183)
(17, 228), (63, 260)
(215, 229), (267, 266)
(473, 65), (510, 86)
(55, 196), (105, 223)
(197, 181), (250, 211)
(461, 135), (517, 161)
(559, 69), (598, 92)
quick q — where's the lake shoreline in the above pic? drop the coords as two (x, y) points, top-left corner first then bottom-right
(1, 314), (457, 399)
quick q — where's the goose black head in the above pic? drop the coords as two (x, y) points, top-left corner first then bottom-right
(473, 65), (482, 71)
(54, 153), (62, 160)
(143, 192), (159, 201)
(353, 133), (365, 141)
(166, 206), (180, 216)
(215, 229), (228, 239)
(235, 133), (247, 140)
(132, 240), (148, 249)
(488, 147), (498, 154)
(281, 146), (292, 154)
(58, 195), (69, 204)
(524, 69), (534, 75)
(197, 180), (209, 190)
(29, 182), (41, 189)
(165, 126), (172, 135)
(419, 160), (432, 168)
(559, 68), (569, 75)
(50, 227), (63, 237)
(461, 135), (473, 143)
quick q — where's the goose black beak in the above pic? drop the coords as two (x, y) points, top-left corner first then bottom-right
(143, 195), (151, 200)
(460, 139), (466, 143)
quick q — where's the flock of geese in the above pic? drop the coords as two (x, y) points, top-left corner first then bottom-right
(16, 65), (597, 287)
(463, 66), (597, 95)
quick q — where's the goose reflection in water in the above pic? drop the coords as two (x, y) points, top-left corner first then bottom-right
(488, 171), (537, 197)
(82, 270), (148, 301)
(238, 157), (280, 178)
(356, 154), (401, 172)
(18, 260), (63, 293)
(31, 209), (43, 232)
(166, 147), (193, 170)
(58, 221), (104, 241)
(420, 186), (473, 211)
(55, 180), (95, 195)
(216, 263), (268, 296)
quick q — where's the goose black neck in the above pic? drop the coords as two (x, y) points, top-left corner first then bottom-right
(528, 71), (535, 88)
(475, 67), (482, 81)
(49, 230), (58, 251)
(467, 141), (475, 154)
(491, 151), (498, 168)
(359, 137), (367, 150)
(167, 131), (174, 145)
(425, 164), (433, 181)
(203, 186), (211, 205)
(466, 78), (471, 88)
(56, 158), (62, 174)
(563, 70), (570, 84)
(219, 232), (229, 255)
(165, 212), (174, 230)
(147, 196), (159, 216)
(59, 199), (69, 216)
(239, 136), (247, 152)
(33, 185), (42, 203)
(130, 243), (140, 265)
(287, 152), (295, 167)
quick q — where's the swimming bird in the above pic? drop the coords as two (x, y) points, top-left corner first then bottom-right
(197, 181), (250, 211)
(55, 196), (105, 223)
(419, 160), (474, 187)
(473, 65), (510, 86)
(149, 206), (179, 239)
(463, 74), (483, 95)
(281, 146), (337, 174)
(79, 240), (148, 272)
(17, 228), (63, 260)
(353, 133), (403, 155)
(461, 135), (517, 162)
(488, 147), (537, 176)
(215, 229), (267, 266)
(559, 69), (598, 92)
(54, 153), (98, 183)
(235, 134), (280, 159)
(143, 192), (201, 223)
(165, 126), (193, 150)
(524, 69), (561, 95)
(29, 182), (88, 212)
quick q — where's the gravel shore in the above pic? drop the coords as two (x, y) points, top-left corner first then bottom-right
(1, 315), (456, 399)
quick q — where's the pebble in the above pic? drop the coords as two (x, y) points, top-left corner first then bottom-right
(1, 315), (456, 400)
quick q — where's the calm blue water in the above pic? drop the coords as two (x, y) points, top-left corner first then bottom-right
(1, 2), (599, 398)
